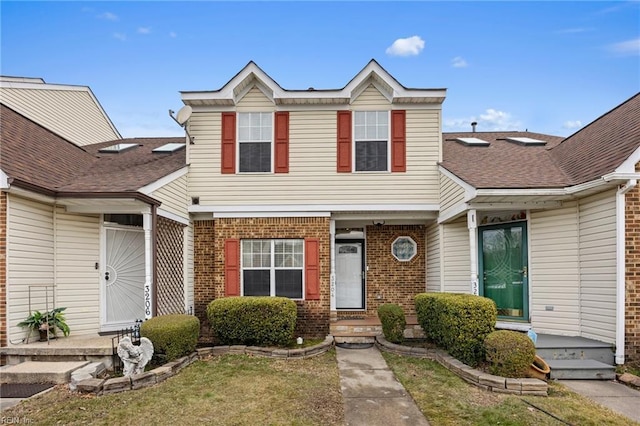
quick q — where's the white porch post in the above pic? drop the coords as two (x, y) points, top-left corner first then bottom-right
(143, 212), (153, 319)
(616, 180), (636, 364)
(330, 219), (336, 312)
(468, 209), (479, 295)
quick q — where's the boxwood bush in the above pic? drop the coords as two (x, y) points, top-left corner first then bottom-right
(140, 314), (200, 361)
(377, 303), (406, 343)
(206, 297), (297, 346)
(415, 292), (497, 366)
(485, 330), (536, 378)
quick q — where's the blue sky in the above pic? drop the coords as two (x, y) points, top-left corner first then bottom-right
(1, 1), (639, 138)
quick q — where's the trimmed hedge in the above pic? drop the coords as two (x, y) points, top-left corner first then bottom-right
(485, 330), (536, 378)
(377, 303), (406, 343)
(140, 314), (200, 361)
(415, 292), (497, 366)
(207, 297), (297, 346)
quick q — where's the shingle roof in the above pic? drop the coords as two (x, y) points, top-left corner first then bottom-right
(1, 104), (186, 198)
(442, 93), (640, 189)
(441, 131), (567, 188)
(549, 93), (640, 184)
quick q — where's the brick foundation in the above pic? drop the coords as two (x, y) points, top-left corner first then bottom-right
(194, 217), (331, 342)
(626, 165), (640, 362)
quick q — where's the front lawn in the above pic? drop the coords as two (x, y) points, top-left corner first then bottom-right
(4, 351), (343, 426)
(383, 352), (637, 426)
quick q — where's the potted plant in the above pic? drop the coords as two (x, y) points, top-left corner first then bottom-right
(18, 307), (70, 341)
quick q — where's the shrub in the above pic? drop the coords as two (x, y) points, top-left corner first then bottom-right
(140, 314), (200, 361)
(484, 330), (536, 378)
(415, 292), (497, 366)
(377, 304), (406, 343)
(206, 297), (297, 346)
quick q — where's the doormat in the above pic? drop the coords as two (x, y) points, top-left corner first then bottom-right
(0, 383), (55, 398)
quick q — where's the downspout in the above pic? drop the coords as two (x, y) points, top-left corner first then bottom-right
(468, 210), (479, 295)
(616, 179), (636, 365)
(329, 219), (336, 317)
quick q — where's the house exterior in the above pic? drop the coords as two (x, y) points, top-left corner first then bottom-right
(182, 61), (640, 363)
(0, 79), (193, 348)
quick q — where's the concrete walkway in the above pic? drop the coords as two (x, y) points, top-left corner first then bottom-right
(559, 380), (640, 423)
(336, 346), (429, 426)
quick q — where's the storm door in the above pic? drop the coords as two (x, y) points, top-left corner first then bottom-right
(336, 241), (365, 309)
(102, 226), (146, 329)
(479, 222), (529, 321)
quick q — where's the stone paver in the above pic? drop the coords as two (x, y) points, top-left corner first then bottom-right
(560, 380), (640, 423)
(336, 346), (429, 426)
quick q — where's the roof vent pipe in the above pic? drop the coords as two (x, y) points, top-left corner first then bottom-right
(471, 121), (477, 133)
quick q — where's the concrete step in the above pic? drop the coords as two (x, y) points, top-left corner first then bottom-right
(0, 361), (90, 384)
(547, 359), (616, 380)
(535, 335), (615, 365)
(332, 335), (376, 344)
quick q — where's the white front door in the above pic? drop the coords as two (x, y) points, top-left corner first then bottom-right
(336, 242), (364, 309)
(102, 227), (145, 330)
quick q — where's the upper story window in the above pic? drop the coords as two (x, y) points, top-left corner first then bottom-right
(354, 111), (389, 172)
(241, 239), (304, 299)
(238, 112), (272, 173)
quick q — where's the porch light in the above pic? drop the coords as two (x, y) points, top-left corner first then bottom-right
(372, 219), (385, 226)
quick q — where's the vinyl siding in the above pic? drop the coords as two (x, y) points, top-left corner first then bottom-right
(236, 87), (275, 112)
(441, 218), (470, 293)
(0, 87), (119, 145)
(351, 84), (390, 109)
(426, 222), (441, 292)
(578, 190), (616, 343)
(151, 174), (189, 220)
(440, 174), (466, 216)
(530, 203), (580, 335)
(54, 208), (101, 336)
(188, 107), (441, 205)
(7, 195), (55, 343)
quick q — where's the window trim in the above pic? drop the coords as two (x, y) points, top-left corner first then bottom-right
(236, 112), (274, 174)
(352, 110), (391, 173)
(240, 239), (306, 300)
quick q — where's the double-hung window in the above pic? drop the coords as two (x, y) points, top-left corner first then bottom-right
(242, 239), (304, 299)
(354, 111), (389, 172)
(238, 112), (272, 172)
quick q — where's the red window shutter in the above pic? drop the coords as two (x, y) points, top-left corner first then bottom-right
(305, 238), (320, 300)
(221, 112), (236, 174)
(336, 111), (352, 173)
(391, 110), (406, 172)
(224, 239), (240, 296)
(274, 111), (289, 173)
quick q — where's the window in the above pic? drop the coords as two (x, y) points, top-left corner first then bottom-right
(238, 112), (272, 172)
(354, 111), (388, 171)
(242, 239), (303, 298)
(392, 236), (417, 261)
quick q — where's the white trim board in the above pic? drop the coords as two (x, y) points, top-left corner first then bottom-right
(190, 203), (440, 214)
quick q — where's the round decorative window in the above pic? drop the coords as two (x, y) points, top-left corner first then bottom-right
(392, 236), (417, 262)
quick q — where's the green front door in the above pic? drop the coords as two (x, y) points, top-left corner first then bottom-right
(479, 221), (528, 321)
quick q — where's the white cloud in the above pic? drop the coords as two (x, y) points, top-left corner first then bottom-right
(385, 36), (425, 57)
(451, 56), (468, 68)
(113, 32), (126, 42)
(99, 12), (118, 21)
(563, 120), (582, 129)
(608, 38), (640, 56)
(444, 108), (521, 131)
(169, 31), (177, 38)
(138, 27), (151, 35)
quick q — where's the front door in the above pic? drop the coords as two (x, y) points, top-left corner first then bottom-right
(102, 227), (146, 330)
(336, 241), (365, 309)
(479, 222), (528, 321)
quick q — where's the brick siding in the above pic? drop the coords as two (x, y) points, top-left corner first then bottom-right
(626, 164), (640, 362)
(194, 217), (330, 343)
(338, 225), (426, 319)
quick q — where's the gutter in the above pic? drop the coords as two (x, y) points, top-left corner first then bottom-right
(615, 179), (636, 365)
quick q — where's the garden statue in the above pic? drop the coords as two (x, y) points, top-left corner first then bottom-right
(117, 336), (154, 376)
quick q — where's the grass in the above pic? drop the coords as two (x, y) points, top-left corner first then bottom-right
(3, 351), (344, 426)
(382, 352), (638, 426)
